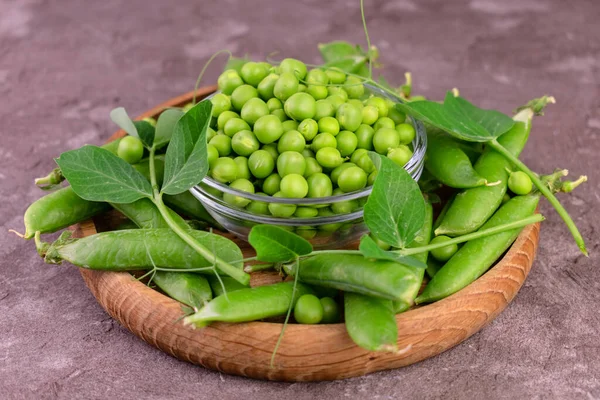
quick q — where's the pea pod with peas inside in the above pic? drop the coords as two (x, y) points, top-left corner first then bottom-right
(344, 292), (398, 352)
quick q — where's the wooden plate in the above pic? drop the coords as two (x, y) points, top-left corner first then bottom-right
(77, 86), (540, 381)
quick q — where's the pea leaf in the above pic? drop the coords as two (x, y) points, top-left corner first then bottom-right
(395, 92), (515, 142)
(358, 235), (426, 269)
(109, 107), (155, 147)
(132, 120), (155, 148)
(154, 108), (184, 149)
(363, 153), (425, 248)
(248, 225), (313, 263)
(160, 101), (212, 196)
(55, 145), (153, 203)
(319, 41), (369, 77)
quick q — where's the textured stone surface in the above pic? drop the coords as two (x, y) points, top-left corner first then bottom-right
(1, 0), (599, 398)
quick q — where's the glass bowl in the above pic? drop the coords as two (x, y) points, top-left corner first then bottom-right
(190, 83), (427, 249)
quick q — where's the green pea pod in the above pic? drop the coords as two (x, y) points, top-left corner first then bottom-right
(23, 187), (110, 239)
(425, 258), (443, 279)
(435, 105), (535, 237)
(183, 281), (314, 328)
(392, 199), (433, 313)
(39, 229), (243, 275)
(207, 275), (249, 296)
(417, 194), (540, 304)
(289, 255), (420, 303)
(153, 271), (212, 311)
(344, 292), (398, 352)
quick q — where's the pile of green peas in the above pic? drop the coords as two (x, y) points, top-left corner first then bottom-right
(202, 58), (416, 218)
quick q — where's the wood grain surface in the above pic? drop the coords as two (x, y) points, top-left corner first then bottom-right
(76, 87), (540, 381)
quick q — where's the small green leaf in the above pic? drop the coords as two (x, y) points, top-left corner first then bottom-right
(395, 92), (515, 142)
(154, 108), (184, 149)
(161, 101), (212, 196)
(358, 235), (426, 269)
(248, 225), (313, 263)
(110, 107), (138, 137)
(133, 120), (155, 148)
(363, 153), (425, 248)
(55, 145), (153, 203)
(318, 41), (365, 63)
(223, 56), (250, 74)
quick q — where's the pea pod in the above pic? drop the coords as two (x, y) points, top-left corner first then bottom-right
(289, 255), (420, 303)
(425, 257), (443, 279)
(344, 292), (397, 352)
(23, 187), (110, 239)
(153, 271), (212, 311)
(207, 275), (249, 296)
(435, 103), (537, 237)
(111, 198), (171, 230)
(417, 194), (540, 304)
(183, 281), (315, 328)
(39, 229), (243, 275)
(425, 131), (487, 189)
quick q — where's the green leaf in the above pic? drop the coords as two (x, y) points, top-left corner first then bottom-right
(55, 145), (153, 203)
(395, 92), (515, 142)
(224, 56), (250, 74)
(161, 101), (212, 196)
(154, 108), (184, 149)
(248, 225), (313, 263)
(363, 153), (426, 248)
(318, 41), (365, 63)
(133, 120), (155, 148)
(358, 235), (426, 269)
(110, 107), (138, 137)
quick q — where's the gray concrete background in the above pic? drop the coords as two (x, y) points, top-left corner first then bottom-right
(1, 0), (599, 398)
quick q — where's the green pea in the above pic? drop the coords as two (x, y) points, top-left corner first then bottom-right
(230, 84), (258, 111)
(280, 173), (309, 198)
(430, 235), (459, 262)
(240, 61), (269, 87)
(233, 156), (251, 180)
(117, 136), (144, 164)
(206, 127), (216, 142)
(316, 147), (344, 169)
(311, 132), (337, 152)
(368, 170), (378, 185)
(294, 207), (319, 218)
(223, 178), (255, 208)
(217, 110), (239, 131)
(223, 118), (251, 137)
(277, 130), (306, 153)
(207, 144), (219, 168)
(298, 118), (318, 141)
(314, 100), (335, 120)
(284, 92), (316, 121)
(268, 192), (297, 217)
(373, 117), (395, 131)
(209, 134), (232, 157)
(262, 173), (282, 195)
(240, 97), (269, 125)
(355, 124), (375, 150)
(210, 93), (231, 117)
(307, 173), (333, 198)
(344, 76), (365, 99)
(296, 227), (317, 239)
(324, 68), (346, 84)
(277, 151), (306, 177)
(336, 130), (358, 157)
(336, 103), (363, 132)
(356, 152), (376, 173)
(338, 166), (368, 193)
(266, 97), (283, 111)
(302, 148), (315, 158)
(246, 193), (270, 215)
(294, 294), (323, 324)
(373, 127), (400, 154)
(396, 123), (416, 145)
(330, 162), (357, 186)
(387, 107), (406, 125)
(350, 148), (369, 165)
(508, 171), (533, 195)
(306, 69), (329, 85)
(248, 149), (275, 178)
(331, 195), (359, 214)
(306, 85), (328, 100)
(273, 72), (299, 101)
(279, 58), (307, 80)
(231, 130), (260, 156)
(366, 97), (389, 118)
(327, 95), (345, 111)
(387, 146), (413, 167)
(261, 143), (279, 161)
(211, 157), (238, 183)
(318, 116), (340, 136)
(317, 208), (342, 232)
(304, 157), (323, 178)
(370, 234), (390, 250)
(281, 119), (299, 132)
(257, 73), (280, 100)
(270, 109), (288, 122)
(320, 297), (340, 323)
(182, 103), (194, 113)
(327, 86), (349, 102)
(298, 83), (307, 92)
(217, 69), (244, 95)
(253, 115), (283, 144)
(361, 105), (379, 125)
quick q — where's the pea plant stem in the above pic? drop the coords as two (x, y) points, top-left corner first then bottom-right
(148, 147), (251, 286)
(488, 139), (588, 256)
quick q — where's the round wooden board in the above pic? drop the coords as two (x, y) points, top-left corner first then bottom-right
(76, 86), (541, 381)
